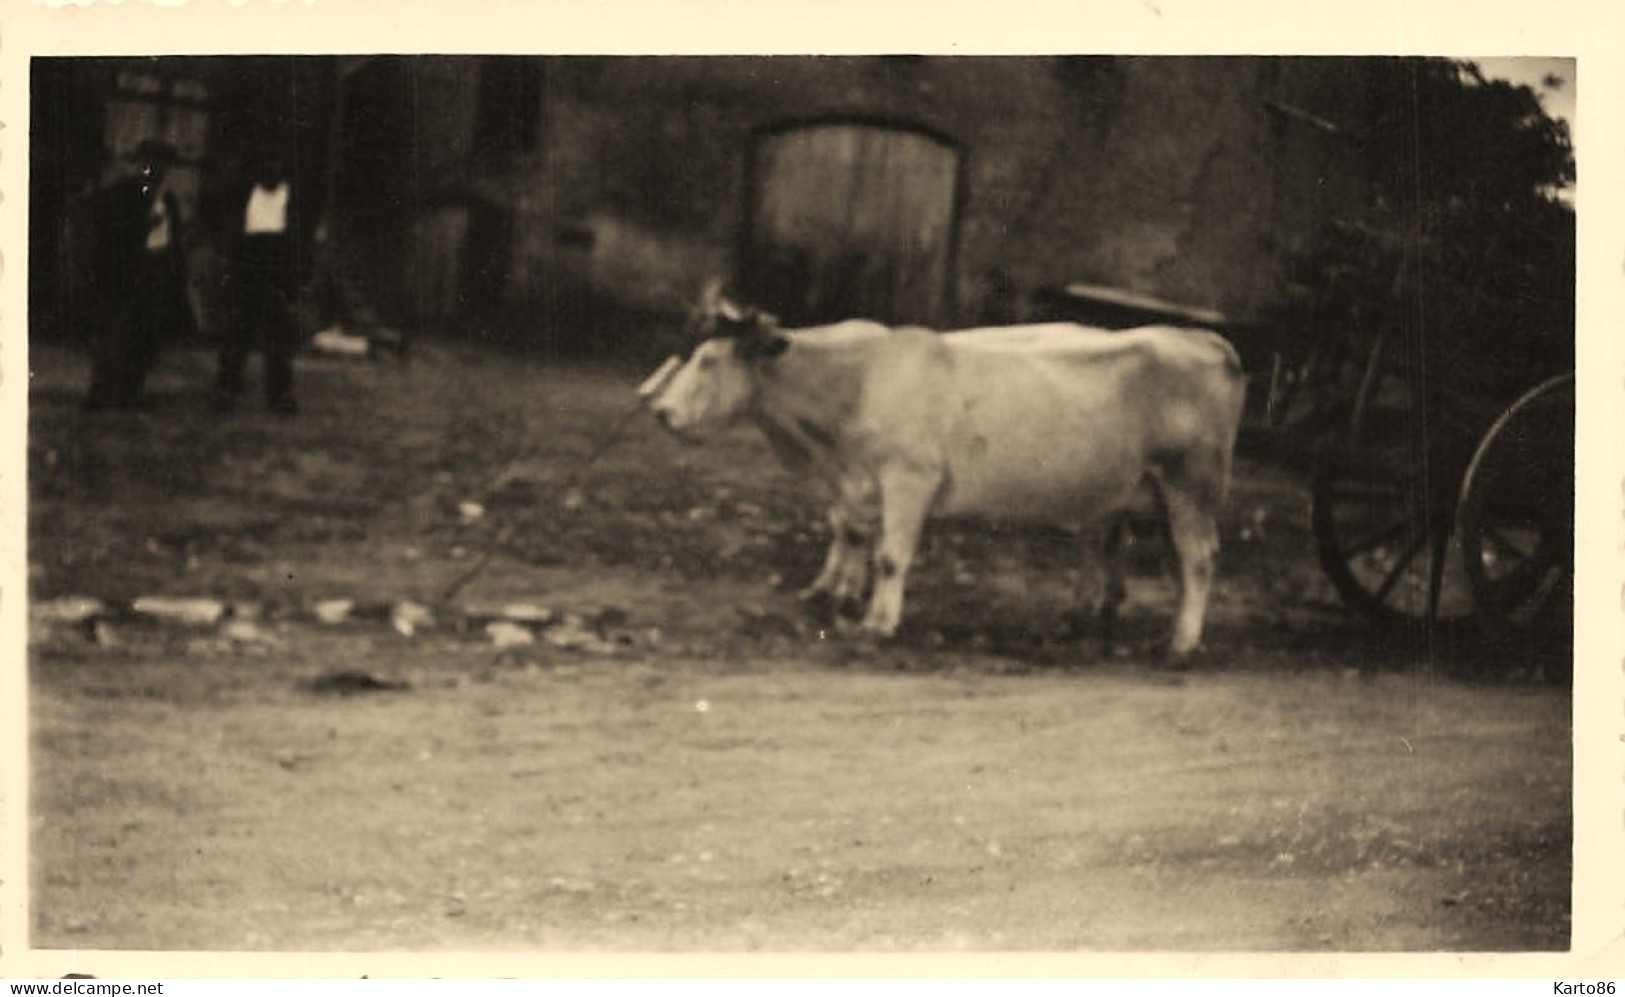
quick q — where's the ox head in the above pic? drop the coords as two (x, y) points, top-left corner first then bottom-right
(641, 282), (789, 438)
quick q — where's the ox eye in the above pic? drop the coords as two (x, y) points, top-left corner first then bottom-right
(698, 356), (717, 369)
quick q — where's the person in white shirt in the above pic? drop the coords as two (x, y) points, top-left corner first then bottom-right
(213, 151), (306, 415)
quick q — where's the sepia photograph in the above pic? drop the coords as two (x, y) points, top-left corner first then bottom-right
(5, 0), (1617, 975)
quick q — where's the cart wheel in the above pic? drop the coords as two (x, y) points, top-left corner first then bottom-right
(1455, 374), (1574, 638)
(1311, 453), (1475, 626)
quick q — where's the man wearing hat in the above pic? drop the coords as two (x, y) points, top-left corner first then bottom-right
(83, 138), (194, 411)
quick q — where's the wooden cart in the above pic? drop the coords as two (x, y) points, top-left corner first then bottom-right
(1036, 280), (1575, 643)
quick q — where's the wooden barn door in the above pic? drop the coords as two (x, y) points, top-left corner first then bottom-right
(745, 122), (960, 327)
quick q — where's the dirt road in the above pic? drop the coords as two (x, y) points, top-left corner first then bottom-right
(26, 342), (1571, 951)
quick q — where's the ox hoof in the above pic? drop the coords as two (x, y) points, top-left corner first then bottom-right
(796, 587), (835, 618)
(1156, 654), (1193, 673)
(796, 583), (833, 603)
(857, 621), (899, 641)
(834, 595), (866, 621)
(834, 616), (897, 641)
(1158, 641), (1205, 671)
(799, 590), (865, 627)
(1058, 608), (1118, 643)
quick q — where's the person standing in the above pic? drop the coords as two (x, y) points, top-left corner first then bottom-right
(214, 150), (307, 415)
(83, 139), (193, 411)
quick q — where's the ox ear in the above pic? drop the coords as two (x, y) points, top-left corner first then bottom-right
(698, 279), (751, 325)
(709, 297), (762, 335)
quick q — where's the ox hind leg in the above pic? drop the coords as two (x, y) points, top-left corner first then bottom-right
(1065, 517), (1127, 641)
(1152, 470), (1220, 658)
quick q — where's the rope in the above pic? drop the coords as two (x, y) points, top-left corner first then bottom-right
(436, 285), (717, 604)
(436, 393), (652, 604)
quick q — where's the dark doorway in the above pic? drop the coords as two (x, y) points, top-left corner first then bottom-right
(31, 60), (107, 342)
(334, 58), (415, 325)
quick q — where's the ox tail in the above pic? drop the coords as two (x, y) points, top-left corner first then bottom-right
(1217, 376), (1246, 506)
(1198, 328), (1245, 381)
(1194, 328), (1247, 508)
(1211, 350), (1248, 507)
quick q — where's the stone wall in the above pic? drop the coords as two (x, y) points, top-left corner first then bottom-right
(396, 56), (1378, 344)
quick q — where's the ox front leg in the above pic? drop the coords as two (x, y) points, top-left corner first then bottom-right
(799, 506), (850, 599)
(799, 505), (872, 608)
(799, 477), (876, 610)
(1163, 489), (1219, 658)
(858, 466), (940, 639)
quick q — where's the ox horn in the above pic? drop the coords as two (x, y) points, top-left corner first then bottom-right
(698, 277), (727, 311)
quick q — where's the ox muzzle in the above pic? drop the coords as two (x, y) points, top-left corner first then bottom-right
(637, 355), (703, 445)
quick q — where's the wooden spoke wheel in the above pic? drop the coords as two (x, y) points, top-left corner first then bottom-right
(1311, 450), (1474, 627)
(1454, 374), (1574, 638)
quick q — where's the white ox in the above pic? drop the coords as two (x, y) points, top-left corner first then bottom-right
(640, 297), (1246, 657)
